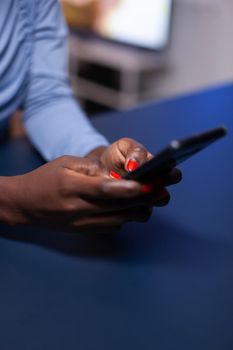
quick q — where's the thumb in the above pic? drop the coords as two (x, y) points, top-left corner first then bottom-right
(117, 138), (152, 173)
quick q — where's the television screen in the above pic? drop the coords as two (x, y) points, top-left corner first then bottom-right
(94, 0), (173, 50)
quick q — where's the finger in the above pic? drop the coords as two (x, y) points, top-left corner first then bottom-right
(69, 173), (143, 200)
(164, 168), (182, 186)
(96, 180), (169, 208)
(72, 206), (153, 229)
(140, 187), (171, 207)
(74, 226), (121, 235)
(70, 185), (169, 216)
(152, 168), (182, 187)
(67, 174), (171, 213)
(151, 188), (171, 207)
(147, 152), (154, 161)
(116, 138), (150, 172)
(59, 222), (122, 235)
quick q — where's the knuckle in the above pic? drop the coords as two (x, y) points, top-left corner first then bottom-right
(118, 137), (143, 151)
(120, 137), (133, 144)
(88, 159), (103, 176)
(133, 146), (146, 154)
(99, 180), (110, 195)
(62, 200), (77, 213)
(57, 170), (72, 197)
(60, 155), (68, 162)
(147, 152), (154, 160)
(57, 155), (70, 164)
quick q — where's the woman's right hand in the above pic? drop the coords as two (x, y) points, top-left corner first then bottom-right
(1, 156), (170, 233)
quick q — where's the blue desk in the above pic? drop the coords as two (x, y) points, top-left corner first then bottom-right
(1, 84), (233, 350)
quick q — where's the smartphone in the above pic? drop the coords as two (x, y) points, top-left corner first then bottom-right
(124, 126), (227, 182)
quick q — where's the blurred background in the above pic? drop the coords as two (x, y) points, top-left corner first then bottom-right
(61, 0), (233, 115)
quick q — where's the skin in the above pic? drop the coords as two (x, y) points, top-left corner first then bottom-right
(0, 138), (182, 233)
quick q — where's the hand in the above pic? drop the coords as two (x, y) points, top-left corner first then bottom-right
(97, 137), (182, 188)
(88, 138), (182, 228)
(2, 156), (167, 233)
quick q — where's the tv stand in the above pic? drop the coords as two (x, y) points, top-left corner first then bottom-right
(69, 33), (168, 110)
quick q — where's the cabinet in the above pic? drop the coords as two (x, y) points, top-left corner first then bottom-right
(69, 33), (168, 110)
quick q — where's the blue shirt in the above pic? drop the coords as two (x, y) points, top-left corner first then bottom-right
(0, 0), (108, 160)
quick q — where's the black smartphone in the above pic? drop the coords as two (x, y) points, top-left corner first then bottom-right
(124, 126), (227, 182)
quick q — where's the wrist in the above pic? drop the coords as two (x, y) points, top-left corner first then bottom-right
(0, 176), (26, 226)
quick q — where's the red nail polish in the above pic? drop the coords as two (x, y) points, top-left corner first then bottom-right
(127, 159), (139, 172)
(142, 184), (153, 193)
(109, 171), (122, 180)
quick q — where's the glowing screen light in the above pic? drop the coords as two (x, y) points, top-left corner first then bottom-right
(95, 0), (172, 50)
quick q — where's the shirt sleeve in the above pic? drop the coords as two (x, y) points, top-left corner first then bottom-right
(22, 0), (109, 161)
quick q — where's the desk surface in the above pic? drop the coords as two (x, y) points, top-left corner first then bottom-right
(1, 84), (233, 350)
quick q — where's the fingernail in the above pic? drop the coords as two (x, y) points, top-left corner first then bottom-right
(127, 159), (139, 172)
(141, 184), (153, 193)
(109, 171), (122, 180)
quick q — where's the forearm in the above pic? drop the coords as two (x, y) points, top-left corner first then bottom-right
(22, 0), (109, 161)
(24, 98), (109, 161)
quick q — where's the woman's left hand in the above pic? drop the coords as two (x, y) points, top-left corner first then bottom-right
(97, 137), (182, 188)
